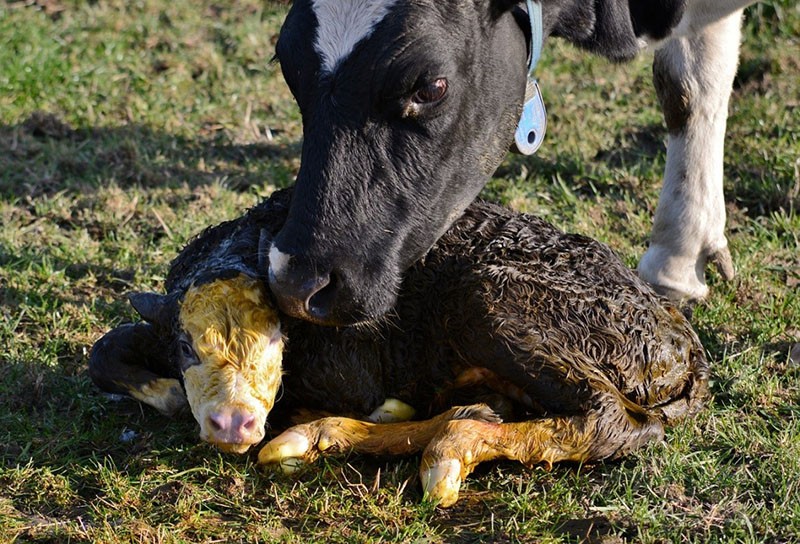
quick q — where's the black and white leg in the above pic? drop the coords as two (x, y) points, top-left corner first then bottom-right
(639, 4), (748, 300)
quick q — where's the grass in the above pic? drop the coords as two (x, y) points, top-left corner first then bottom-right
(1, 0), (798, 542)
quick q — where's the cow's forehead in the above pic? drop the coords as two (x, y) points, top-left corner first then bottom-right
(311, 0), (401, 74)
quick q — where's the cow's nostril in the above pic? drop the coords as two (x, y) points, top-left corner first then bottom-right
(298, 273), (331, 313)
(206, 408), (261, 446)
(270, 264), (345, 324)
(306, 271), (339, 320)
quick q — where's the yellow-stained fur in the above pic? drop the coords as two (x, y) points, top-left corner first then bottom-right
(179, 275), (284, 452)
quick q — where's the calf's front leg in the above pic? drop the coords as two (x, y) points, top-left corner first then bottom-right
(257, 404), (500, 470)
(638, 9), (743, 301)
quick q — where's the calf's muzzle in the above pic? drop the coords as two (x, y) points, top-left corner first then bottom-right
(205, 405), (262, 451)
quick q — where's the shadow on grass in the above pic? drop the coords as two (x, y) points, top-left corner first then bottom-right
(5, 111), (795, 217)
(0, 243), (138, 298)
(0, 112), (301, 198)
(497, 116), (797, 220)
(0, 353), (199, 469)
(493, 123), (661, 217)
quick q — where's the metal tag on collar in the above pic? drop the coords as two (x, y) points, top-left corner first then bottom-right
(514, 79), (546, 155)
(514, 0), (546, 155)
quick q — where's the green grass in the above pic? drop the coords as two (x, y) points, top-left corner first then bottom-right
(1, 1), (798, 542)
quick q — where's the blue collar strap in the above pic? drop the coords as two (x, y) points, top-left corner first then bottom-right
(514, 0), (547, 155)
(526, 0), (543, 74)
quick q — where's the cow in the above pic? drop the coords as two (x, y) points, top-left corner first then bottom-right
(89, 188), (708, 506)
(266, 0), (749, 327)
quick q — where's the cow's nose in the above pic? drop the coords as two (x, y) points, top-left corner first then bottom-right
(206, 407), (261, 446)
(268, 260), (340, 324)
(269, 271), (340, 323)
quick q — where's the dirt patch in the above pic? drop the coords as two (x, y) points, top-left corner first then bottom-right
(22, 112), (75, 140)
(556, 516), (623, 544)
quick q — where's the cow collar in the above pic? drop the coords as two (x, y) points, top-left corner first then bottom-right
(513, 0), (547, 155)
(525, 0), (544, 73)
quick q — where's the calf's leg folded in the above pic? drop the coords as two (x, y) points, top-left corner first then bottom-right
(258, 404), (500, 468)
(421, 395), (666, 506)
(88, 322), (186, 416)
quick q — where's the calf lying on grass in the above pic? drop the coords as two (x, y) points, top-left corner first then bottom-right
(89, 188), (708, 506)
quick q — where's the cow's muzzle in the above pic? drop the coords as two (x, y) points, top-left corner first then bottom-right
(268, 265), (340, 324)
(268, 242), (357, 325)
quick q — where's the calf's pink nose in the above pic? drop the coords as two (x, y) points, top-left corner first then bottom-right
(206, 407), (260, 445)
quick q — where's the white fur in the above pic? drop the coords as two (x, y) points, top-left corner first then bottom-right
(672, 0), (755, 37)
(269, 244), (291, 279)
(639, 0), (755, 47)
(311, 0), (398, 74)
(638, 9), (744, 299)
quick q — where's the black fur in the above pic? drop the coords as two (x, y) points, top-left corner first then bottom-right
(90, 188), (708, 462)
(268, 0), (686, 326)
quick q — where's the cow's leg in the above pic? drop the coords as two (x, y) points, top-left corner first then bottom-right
(89, 322), (187, 416)
(257, 404), (500, 470)
(420, 398), (665, 506)
(638, 9), (744, 301)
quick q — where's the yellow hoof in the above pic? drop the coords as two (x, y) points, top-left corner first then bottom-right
(279, 457), (305, 474)
(367, 398), (416, 423)
(420, 459), (462, 508)
(258, 431), (310, 464)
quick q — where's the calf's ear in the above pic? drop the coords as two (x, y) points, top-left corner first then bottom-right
(128, 292), (179, 330)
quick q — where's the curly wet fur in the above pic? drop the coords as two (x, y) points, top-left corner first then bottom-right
(90, 187), (708, 465)
(279, 199), (708, 460)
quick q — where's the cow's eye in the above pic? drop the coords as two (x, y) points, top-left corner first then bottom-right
(411, 78), (448, 105)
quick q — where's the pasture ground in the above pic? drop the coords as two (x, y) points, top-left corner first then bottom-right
(1, 1), (798, 542)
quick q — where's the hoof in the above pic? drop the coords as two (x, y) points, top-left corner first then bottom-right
(367, 398), (416, 423)
(420, 459), (462, 508)
(258, 430), (310, 464)
(279, 457), (306, 474)
(708, 246), (735, 281)
(637, 246), (709, 302)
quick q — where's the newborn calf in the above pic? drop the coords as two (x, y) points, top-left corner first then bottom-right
(90, 188), (708, 506)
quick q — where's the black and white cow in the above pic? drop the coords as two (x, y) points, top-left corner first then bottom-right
(267, 0), (751, 326)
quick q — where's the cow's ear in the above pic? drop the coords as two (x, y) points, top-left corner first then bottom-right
(128, 292), (178, 330)
(491, 0), (523, 17)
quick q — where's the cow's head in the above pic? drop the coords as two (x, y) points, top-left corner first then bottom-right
(131, 274), (284, 453)
(269, 0), (529, 325)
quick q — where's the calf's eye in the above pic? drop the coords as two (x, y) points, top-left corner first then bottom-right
(178, 338), (199, 370)
(180, 340), (194, 358)
(411, 78), (448, 105)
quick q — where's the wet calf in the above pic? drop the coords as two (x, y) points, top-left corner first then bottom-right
(90, 188), (708, 506)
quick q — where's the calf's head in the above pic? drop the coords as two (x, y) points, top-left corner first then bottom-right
(269, 0), (528, 325)
(132, 274), (284, 453)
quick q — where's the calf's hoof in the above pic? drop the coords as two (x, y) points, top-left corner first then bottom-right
(258, 430), (312, 473)
(367, 398), (416, 423)
(258, 417), (365, 470)
(420, 459), (463, 508)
